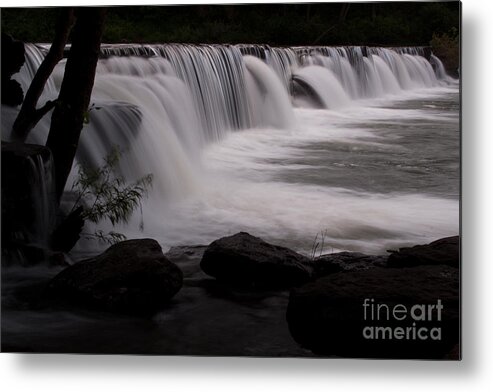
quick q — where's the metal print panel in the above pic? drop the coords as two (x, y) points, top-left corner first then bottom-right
(1, 2), (461, 359)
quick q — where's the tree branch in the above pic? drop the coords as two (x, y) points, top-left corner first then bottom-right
(312, 4), (351, 45)
(32, 99), (58, 126)
(11, 8), (75, 142)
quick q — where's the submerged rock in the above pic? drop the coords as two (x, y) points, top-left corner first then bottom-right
(200, 232), (314, 288)
(166, 245), (207, 263)
(48, 239), (183, 315)
(313, 252), (387, 277)
(287, 265), (459, 359)
(387, 236), (459, 268)
(165, 245), (208, 279)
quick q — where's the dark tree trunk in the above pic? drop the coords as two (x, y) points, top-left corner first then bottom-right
(11, 8), (75, 142)
(46, 7), (106, 201)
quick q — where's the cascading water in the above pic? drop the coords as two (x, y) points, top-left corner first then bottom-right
(100, 44), (255, 140)
(292, 65), (351, 109)
(26, 153), (56, 247)
(1, 142), (56, 263)
(1, 42), (459, 254)
(243, 55), (296, 129)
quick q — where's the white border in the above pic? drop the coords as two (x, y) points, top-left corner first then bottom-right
(2, 0), (492, 390)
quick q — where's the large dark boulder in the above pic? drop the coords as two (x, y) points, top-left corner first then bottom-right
(48, 239), (183, 315)
(387, 236), (460, 268)
(200, 232), (314, 288)
(287, 265), (459, 359)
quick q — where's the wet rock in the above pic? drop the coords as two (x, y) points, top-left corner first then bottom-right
(166, 245), (207, 264)
(200, 232), (313, 288)
(287, 265), (459, 359)
(387, 236), (459, 268)
(48, 239), (183, 315)
(165, 245), (208, 279)
(1, 142), (56, 265)
(2, 243), (68, 267)
(313, 252), (387, 277)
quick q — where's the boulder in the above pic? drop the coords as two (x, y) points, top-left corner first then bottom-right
(387, 236), (459, 268)
(48, 239), (183, 315)
(313, 252), (387, 277)
(287, 265), (459, 359)
(200, 232), (313, 288)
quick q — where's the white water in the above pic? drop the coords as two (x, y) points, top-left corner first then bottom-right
(293, 65), (351, 109)
(2, 43), (459, 255)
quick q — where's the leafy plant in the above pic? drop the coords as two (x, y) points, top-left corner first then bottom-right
(83, 103), (101, 125)
(70, 147), (153, 244)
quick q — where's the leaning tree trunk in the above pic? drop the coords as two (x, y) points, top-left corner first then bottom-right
(46, 7), (106, 201)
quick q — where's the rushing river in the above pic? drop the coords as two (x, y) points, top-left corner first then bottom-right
(86, 46), (459, 256)
(134, 86), (459, 255)
(2, 44), (459, 256)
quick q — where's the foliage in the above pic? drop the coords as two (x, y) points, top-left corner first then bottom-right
(430, 27), (460, 74)
(90, 230), (127, 245)
(2, 3), (459, 47)
(83, 103), (101, 125)
(71, 148), (153, 244)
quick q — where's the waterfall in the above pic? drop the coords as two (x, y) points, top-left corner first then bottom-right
(11, 44), (57, 97)
(292, 65), (350, 109)
(101, 44), (255, 141)
(26, 152), (56, 247)
(243, 55), (296, 129)
(2, 43), (455, 206)
(1, 142), (56, 258)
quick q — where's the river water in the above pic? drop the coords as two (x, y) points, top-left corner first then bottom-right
(131, 86), (459, 255)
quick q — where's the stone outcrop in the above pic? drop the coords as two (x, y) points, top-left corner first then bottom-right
(48, 239), (183, 315)
(201, 232), (314, 288)
(387, 236), (459, 268)
(287, 265), (459, 359)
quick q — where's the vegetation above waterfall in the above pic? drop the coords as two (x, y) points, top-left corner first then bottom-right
(2, 3), (459, 47)
(1, 3), (459, 46)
